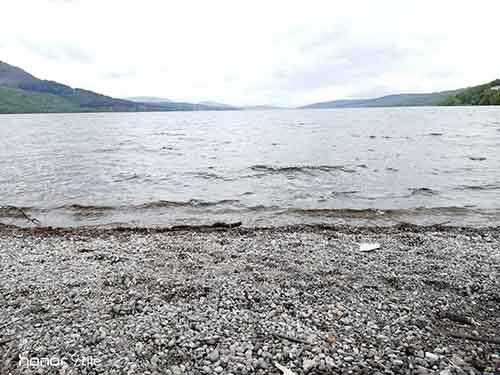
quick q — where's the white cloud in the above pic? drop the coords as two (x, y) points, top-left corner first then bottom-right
(1, 0), (500, 106)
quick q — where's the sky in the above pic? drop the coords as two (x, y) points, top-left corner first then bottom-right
(1, 0), (500, 107)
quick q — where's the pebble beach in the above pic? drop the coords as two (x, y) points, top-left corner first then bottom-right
(0, 224), (499, 374)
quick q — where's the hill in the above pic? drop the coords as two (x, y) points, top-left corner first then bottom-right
(0, 61), (232, 113)
(0, 61), (40, 87)
(0, 86), (82, 113)
(441, 79), (500, 106)
(125, 96), (172, 103)
(243, 105), (288, 110)
(300, 89), (462, 109)
(0, 60), (152, 112)
(198, 101), (238, 109)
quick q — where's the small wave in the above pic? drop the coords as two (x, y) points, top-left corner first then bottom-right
(60, 204), (115, 212)
(286, 208), (385, 218)
(408, 188), (439, 196)
(331, 191), (359, 197)
(469, 156), (487, 161)
(250, 164), (356, 174)
(138, 199), (240, 209)
(152, 132), (187, 136)
(113, 173), (147, 182)
(188, 172), (230, 181)
(95, 147), (118, 153)
(137, 200), (191, 209)
(191, 199), (240, 208)
(52, 200), (242, 214)
(456, 184), (500, 191)
(48, 204), (116, 218)
(285, 206), (483, 219)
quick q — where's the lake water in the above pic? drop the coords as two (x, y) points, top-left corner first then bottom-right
(1, 107), (499, 227)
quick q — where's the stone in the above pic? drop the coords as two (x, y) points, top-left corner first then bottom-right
(425, 352), (440, 363)
(303, 358), (318, 372)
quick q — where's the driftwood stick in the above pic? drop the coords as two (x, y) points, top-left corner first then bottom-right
(1, 205), (41, 226)
(437, 312), (475, 325)
(448, 331), (500, 344)
(0, 316), (23, 330)
(0, 336), (15, 346)
(272, 332), (312, 345)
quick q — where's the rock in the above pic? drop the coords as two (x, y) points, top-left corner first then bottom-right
(359, 243), (381, 252)
(450, 355), (466, 366)
(275, 362), (297, 375)
(415, 367), (430, 375)
(256, 358), (267, 369)
(208, 350), (220, 362)
(425, 352), (440, 363)
(392, 359), (404, 367)
(303, 358), (318, 372)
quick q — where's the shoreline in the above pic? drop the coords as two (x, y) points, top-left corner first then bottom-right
(1, 224), (499, 374)
(1, 221), (500, 236)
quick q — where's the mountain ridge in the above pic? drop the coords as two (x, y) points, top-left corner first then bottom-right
(1, 60), (499, 113)
(299, 89), (463, 109)
(125, 96), (172, 103)
(0, 61), (234, 113)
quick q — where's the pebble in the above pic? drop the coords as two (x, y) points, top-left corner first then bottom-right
(0, 226), (498, 374)
(303, 358), (317, 372)
(425, 352), (440, 363)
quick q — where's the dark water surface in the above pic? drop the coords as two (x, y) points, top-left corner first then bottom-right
(1, 107), (499, 227)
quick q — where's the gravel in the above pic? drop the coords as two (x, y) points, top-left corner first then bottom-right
(0, 224), (499, 374)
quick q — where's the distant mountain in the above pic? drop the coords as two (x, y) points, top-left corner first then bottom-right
(198, 102), (286, 110)
(3, 59), (496, 113)
(243, 105), (288, 110)
(0, 61), (234, 114)
(198, 100), (238, 109)
(300, 89), (463, 109)
(126, 96), (172, 103)
(441, 79), (500, 106)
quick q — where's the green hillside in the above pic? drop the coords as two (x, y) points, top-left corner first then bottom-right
(0, 60), (233, 114)
(0, 86), (83, 113)
(300, 90), (461, 109)
(441, 79), (500, 106)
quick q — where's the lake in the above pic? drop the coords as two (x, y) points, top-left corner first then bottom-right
(1, 107), (499, 227)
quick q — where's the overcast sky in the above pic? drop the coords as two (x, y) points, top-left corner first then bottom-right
(1, 0), (500, 106)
